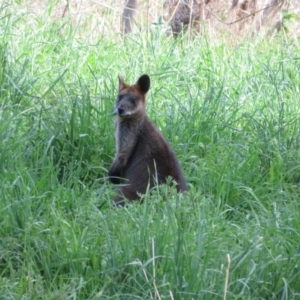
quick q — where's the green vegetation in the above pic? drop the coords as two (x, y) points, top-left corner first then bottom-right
(1, 3), (300, 299)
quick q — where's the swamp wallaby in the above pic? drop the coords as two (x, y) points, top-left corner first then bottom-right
(108, 74), (187, 206)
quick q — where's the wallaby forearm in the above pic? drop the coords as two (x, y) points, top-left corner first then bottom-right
(108, 131), (137, 183)
(108, 155), (131, 184)
(109, 151), (129, 176)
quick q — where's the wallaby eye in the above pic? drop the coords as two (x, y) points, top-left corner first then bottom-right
(131, 99), (137, 105)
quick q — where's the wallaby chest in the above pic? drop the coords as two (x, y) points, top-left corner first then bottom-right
(115, 118), (142, 154)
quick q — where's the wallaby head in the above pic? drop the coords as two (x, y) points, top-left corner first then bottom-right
(115, 74), (150, 119)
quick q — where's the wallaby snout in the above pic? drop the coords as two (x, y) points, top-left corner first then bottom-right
(115, 89), (145, 118)
(116, 106), (125, 117)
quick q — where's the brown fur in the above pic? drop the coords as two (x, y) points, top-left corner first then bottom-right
(165, 0), (209, 37)
(108, 74), (187, 206)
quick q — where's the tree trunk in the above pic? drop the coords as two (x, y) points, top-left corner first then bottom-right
(122, 0), (138, 34)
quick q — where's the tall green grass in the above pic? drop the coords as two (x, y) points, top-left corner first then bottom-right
(1, 3), (300, 299)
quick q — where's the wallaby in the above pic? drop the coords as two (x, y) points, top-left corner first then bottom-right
(164, 0), (208, 37)
(108, 74), (187, 206)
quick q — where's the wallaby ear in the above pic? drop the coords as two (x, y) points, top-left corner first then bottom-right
(136, 74), (150, 94)
(118, 75), (127, 92)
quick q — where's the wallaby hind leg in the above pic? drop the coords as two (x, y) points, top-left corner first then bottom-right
(113, 185), (140, 206)
(113, 195), (126, 207)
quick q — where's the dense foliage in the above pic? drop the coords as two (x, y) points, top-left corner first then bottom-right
(1, 3), (300, 299)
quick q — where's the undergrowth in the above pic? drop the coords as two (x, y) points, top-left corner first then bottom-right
(0, 2), (300, 299)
